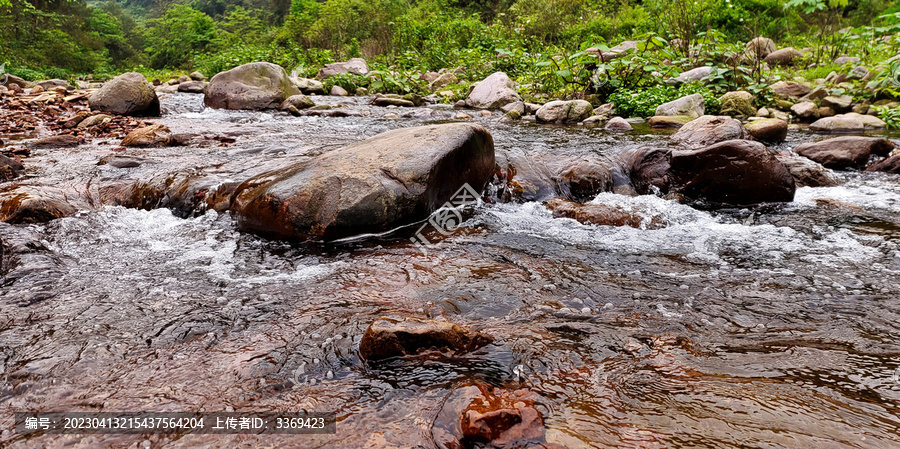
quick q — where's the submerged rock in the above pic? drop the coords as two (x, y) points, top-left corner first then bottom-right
(88, 72), (160, 117)
(204, 62), (300, 110)
(432, 384), (563, 449)
(121, 124), (172, 147)
(795, 136), (895, 169)
(0, 186), (78, 223)
(545, 198), (667, 229)
(0, 154), (24, 181)
(230, 123), (495, 241)
(359, 317), (493, 361)
(496, 150), (620, 203)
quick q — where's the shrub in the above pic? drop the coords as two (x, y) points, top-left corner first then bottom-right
(608, 83), (719, 118)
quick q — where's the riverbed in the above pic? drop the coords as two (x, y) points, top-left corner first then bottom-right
(2, 93), (900, 448)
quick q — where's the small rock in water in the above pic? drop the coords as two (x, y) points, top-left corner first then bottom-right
(358, 317), (493, 361)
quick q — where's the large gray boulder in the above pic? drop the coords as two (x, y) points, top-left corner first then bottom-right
(230, 123), (495, 241)
(808, 115), (865, 133)
(204, 62), (300, 110)
(88, 72), (160, 116)
(655, 93), (704, 118)
(535, 100), (593, 124)
(770, 81), (811, 99)
(466, 72), (521, 109)
(316, 58), (369, 79)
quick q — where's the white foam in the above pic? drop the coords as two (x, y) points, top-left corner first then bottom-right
(475, 193), (888, 270)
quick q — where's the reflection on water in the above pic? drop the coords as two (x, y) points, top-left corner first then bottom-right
(1, 93), (900, 448)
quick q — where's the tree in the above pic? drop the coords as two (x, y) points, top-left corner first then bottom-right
(144, 3), (216, 68)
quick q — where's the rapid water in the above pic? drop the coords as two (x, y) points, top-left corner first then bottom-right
(2, 93), (900, 448)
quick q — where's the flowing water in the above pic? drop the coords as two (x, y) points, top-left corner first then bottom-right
(2, 93), (900, 448)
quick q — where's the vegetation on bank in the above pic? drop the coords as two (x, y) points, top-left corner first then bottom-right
(3, 0), (900, 120)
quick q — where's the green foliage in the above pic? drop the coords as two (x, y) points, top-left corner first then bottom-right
(875, 106), (900, 129)
(145, 4), (216, 69)
(608, 83), (719, 118)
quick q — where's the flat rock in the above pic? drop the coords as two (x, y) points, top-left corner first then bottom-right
(359, 317), (492, 361)
(316, 58), (369, 78)
(177, 81), (206, 93)
(795, 136), (895, 169)
(121, 124), (172, 147)
(668, 66), (713, 85)
(670, 115), (748, 150)
(0, 186), (78, 223)
(809, 115), (865, 133)
(29, 134), (81, 149)
(764, 47), (802, 65)
(648, 115), (693, 128)
(771, 81), (811, 99)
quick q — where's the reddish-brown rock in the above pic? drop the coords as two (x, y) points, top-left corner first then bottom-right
(795, 136), (895, 169)
(670, 139), (795, 205)
(359, 317), (493, 361)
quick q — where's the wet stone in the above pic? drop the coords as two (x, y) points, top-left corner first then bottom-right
(359, 317), (493, 361)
